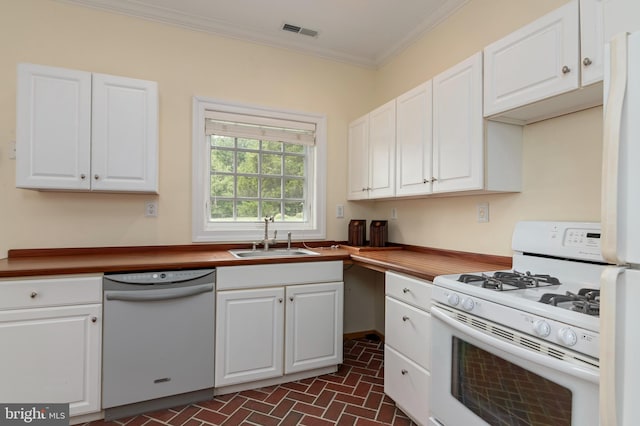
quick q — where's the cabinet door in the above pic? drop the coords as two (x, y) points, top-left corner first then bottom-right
(215, 287), (284, 387)
(285, 282), (343, 374)
(16, 63), (92, 190)
(580, 0), (605, 86)
(396, 81), (433, 197)
(483, 0), (580, 116)
(91, 73), (159, 193)
(347, 114), (370, 200)
(0, 304), (102, 416)
(432, 52), (483, 193)
(368, 100), (396, 198)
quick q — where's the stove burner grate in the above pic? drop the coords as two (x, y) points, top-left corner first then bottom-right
(538, 288), (600, 316)
(458, 270), (561, 291)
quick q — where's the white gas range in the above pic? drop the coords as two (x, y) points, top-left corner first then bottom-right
(429, 221), (605, 426)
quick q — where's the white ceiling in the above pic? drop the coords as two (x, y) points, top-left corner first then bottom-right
(57, 0), (469, 68)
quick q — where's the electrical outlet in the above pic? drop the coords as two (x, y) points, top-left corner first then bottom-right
(477, 203), (489, 223)
(145, 201), (158, 217)
(336, 204), (344, 218)
(391, 207), (398, 220)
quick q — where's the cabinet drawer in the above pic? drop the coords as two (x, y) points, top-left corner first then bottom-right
(0, 275), (102, 310)
(385, 271), (432, 309)
(384, 345), (430, 425)
(385, 297), (431, 371)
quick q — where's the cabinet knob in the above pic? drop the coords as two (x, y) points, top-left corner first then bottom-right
(80, 174), (86, 180)
(401, 369), (408, 375)
(30, 291), (38, 298)
(562, 65), (571, 74)
(402, 315), (410, 322)
(94, 174), (99, 180)
(583, 57), (593, 67)
(289, 297), (294, 302)
(91, 316), (97, 323)
(402, 288), (410, 294)
(362, 187), (367, 192)
(278, 298), (283, 303)
(431, 177), (437, 182)
(423, 178), (429, 184)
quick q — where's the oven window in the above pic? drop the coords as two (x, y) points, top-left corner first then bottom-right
(452, 337), (572, 426)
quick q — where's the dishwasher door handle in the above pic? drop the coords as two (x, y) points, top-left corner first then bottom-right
(105, 283), (214, 302)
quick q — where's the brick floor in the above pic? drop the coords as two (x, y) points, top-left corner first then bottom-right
(85, 338), (416, 426)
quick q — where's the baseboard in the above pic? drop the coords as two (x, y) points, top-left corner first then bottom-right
(343, 330), (385, 342)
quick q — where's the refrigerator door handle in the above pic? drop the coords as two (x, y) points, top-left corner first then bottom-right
(600, 266), (626, 426)
(601, 33), (628, 264)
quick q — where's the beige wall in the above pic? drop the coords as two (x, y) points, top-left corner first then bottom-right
(356, 0), (602, 256)
(0, 0), (375, 258)
(0, 0), (603, 259)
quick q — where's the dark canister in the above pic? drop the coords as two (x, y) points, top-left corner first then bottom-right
(348, 219), (366, 246)
(370, 220), (388, 247)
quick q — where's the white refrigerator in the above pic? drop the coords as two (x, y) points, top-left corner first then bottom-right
(600, 29), (640, 426)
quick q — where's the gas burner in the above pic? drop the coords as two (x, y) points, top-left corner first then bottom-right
(458, 270), (562, 291)
(538, 288), (600, 317)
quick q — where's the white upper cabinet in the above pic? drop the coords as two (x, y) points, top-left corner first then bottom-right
(433, 52), (484, 193)
(347, 114), (370, 200)
(484, 0), (603, 124)
(347, 99), (395, 200)
(16, 63), (159, 193)
(395, 81), (433, 197)
(580, 0), (605, 86)
(91, 73), (159, 192)
(484, 1), (580, 117)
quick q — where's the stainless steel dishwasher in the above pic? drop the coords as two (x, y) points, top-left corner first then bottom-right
(102, 269), (215, 420)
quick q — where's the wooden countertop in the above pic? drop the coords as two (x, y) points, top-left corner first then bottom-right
(0, 243), (512, 280)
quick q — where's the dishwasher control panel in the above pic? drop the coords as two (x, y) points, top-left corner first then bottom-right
(105, 269), (215, 284)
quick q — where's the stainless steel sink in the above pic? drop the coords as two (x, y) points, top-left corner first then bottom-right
(228, 248), (320, 259)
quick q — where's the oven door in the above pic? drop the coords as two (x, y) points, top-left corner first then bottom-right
(430, 305), (599, 426)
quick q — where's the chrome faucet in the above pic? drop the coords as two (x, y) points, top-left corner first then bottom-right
(261, 216), (277, 250)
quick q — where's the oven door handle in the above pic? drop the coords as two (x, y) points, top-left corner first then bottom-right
(105, 283), (214, 302)
(431, 306), (599, 384)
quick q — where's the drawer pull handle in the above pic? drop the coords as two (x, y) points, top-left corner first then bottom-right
(402, 315), (410, 322)
(91, 317), (97, 323)
(402, 288), (410, 294)
(30, 291), (38, 298)
(401, 369), (408, 375)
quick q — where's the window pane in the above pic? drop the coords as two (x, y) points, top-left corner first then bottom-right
(285, 178), (304, 198)
(262, 177), (282, 198)
(211, 175), (234, 197)
(262, 154), (282, 175)
(237, 176), (258, 197)
(238, 138), (259, 150)
(284, 143), (305, 154)
(237, 200), (258, 221)
(211, 135), (234, 148)
(211, 149), (234, 173)
(263, 140), (282, 152)
(285, 202), (304, 221)
(237, 151), (258, 174)
(262, 201), (281, 219)
(284, 155), (304, 176)
(210, 199), (234, 219)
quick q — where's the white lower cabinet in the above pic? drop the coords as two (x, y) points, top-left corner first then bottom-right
(384, 271), (432, 425)
(0, 276), (102, 417)
(215, 262), (344, 389)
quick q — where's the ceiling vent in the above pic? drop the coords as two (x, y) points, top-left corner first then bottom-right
(282, 23), (318, 38)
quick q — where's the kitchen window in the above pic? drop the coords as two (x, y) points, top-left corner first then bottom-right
(192, 97), (327, 242)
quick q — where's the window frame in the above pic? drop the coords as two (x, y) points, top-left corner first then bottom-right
(192, 96), (327, 243)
